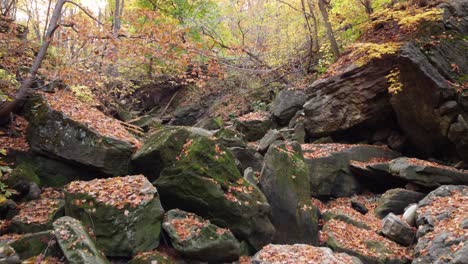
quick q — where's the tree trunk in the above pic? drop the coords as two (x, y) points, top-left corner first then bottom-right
(318, 0), (340, 60)
(0, 0), (67, 125)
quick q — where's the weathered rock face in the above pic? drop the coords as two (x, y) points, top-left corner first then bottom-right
(270, 89), (307, 125)
(233, 111), (273, 141)
(260, 141), (319, 245)
(388, 157), (468, 188)
(64, 175), (165, 257)
(162, 209), (241, 262)
(413, 185), (467, 264)
(168, 105), (204, 126)
(390, 1), (468, 161)
(26, 94), (137, 176)
(53, 216), (110, 264)
(374, 188), (426, 219)
(257, 129), (283, 154)
(132, 127), (192, 181)
(381, 213), (415, 246)
(303, 57), (396, 138)
(302, 144), (400, 198)
(155, 136), (275, 250)
(252, 244), (363, 264)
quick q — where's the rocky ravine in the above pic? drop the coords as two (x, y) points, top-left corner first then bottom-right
(0, 0), (467, 263)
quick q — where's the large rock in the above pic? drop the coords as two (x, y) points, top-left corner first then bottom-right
(26, 92), (138, 176)
(233, 111), (273, 141)
(53, 216), (109, 264)
(413, 185), (467, 264)
(155, 136), (275, 250)
(131, 127), (193, 181)
(260, 141), (319, 244)
(323, 219), (412, 264)
(303, 57), (396, 137)
(388, 157), (468, 188)
(374, 188), (426, 219)
(270, 89), (307, 125)
(229, 146), (263, 174)
(252, 244), (362, 264)
(381, 213), (415, 246)
(10, 189), (64, 234)
(162, 209), (241, 262)
(64, 175), (164, 257)
(390, 1), (468, 161)
(302, 144), (400, 198)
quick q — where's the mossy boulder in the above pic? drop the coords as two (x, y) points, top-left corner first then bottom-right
(162, 209), (241, 262)
(26, 94), (136, 176)
(10, 193), (64, 234)
(53, 216), (110, 264)
(3, 163), (40, 199)
(233, 111), (273, 141)
(64, 175), (165, 257)
(214, 128), (247, 148)
(8, 231), (61, 260)
(131, 127), (193, 181)
(155, 136), (275, 250)
(129, 251), (176, 264)
(259, 141), (319, 244)
(374, 188), (425, 219)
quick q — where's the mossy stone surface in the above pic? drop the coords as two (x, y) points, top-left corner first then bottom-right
(155, 136), (274, 250)
(260, 141), (319, 245)
(162, 209), (241, 262)
(53, 216), (110, 264)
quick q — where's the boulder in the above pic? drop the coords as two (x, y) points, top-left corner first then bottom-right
(389, 2), (468, 161)
(162, 209), (241, 262)
(381, 213), (415, 246)
(155, 136), (275, 250)
(260, 141), (319, 244)
(252, 244), (362, 264)
(287, 110), (307, 144)
(388, 157), (468, 188)
(53, 216), (109, 264)
(323, 219), (412, 264)
(64, 175), (165, 257)
(8, 231), (60, 260)
(270, 89), (307, 125)
(374, 188), (426, 219)
(10, 190), (64, 234)
(349, 159), (407, 192)
(303, 57), (396, 138)
(26, 92), (138, 176)
(302, 144), (399, 198)
(413, 185), (467, 264)
(256, 129), (283, 153)
(233, 111), (273, 141)
(214, 128), (247, 148)
(129, 251), (176, 264)
(131, 127), (193, 181)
